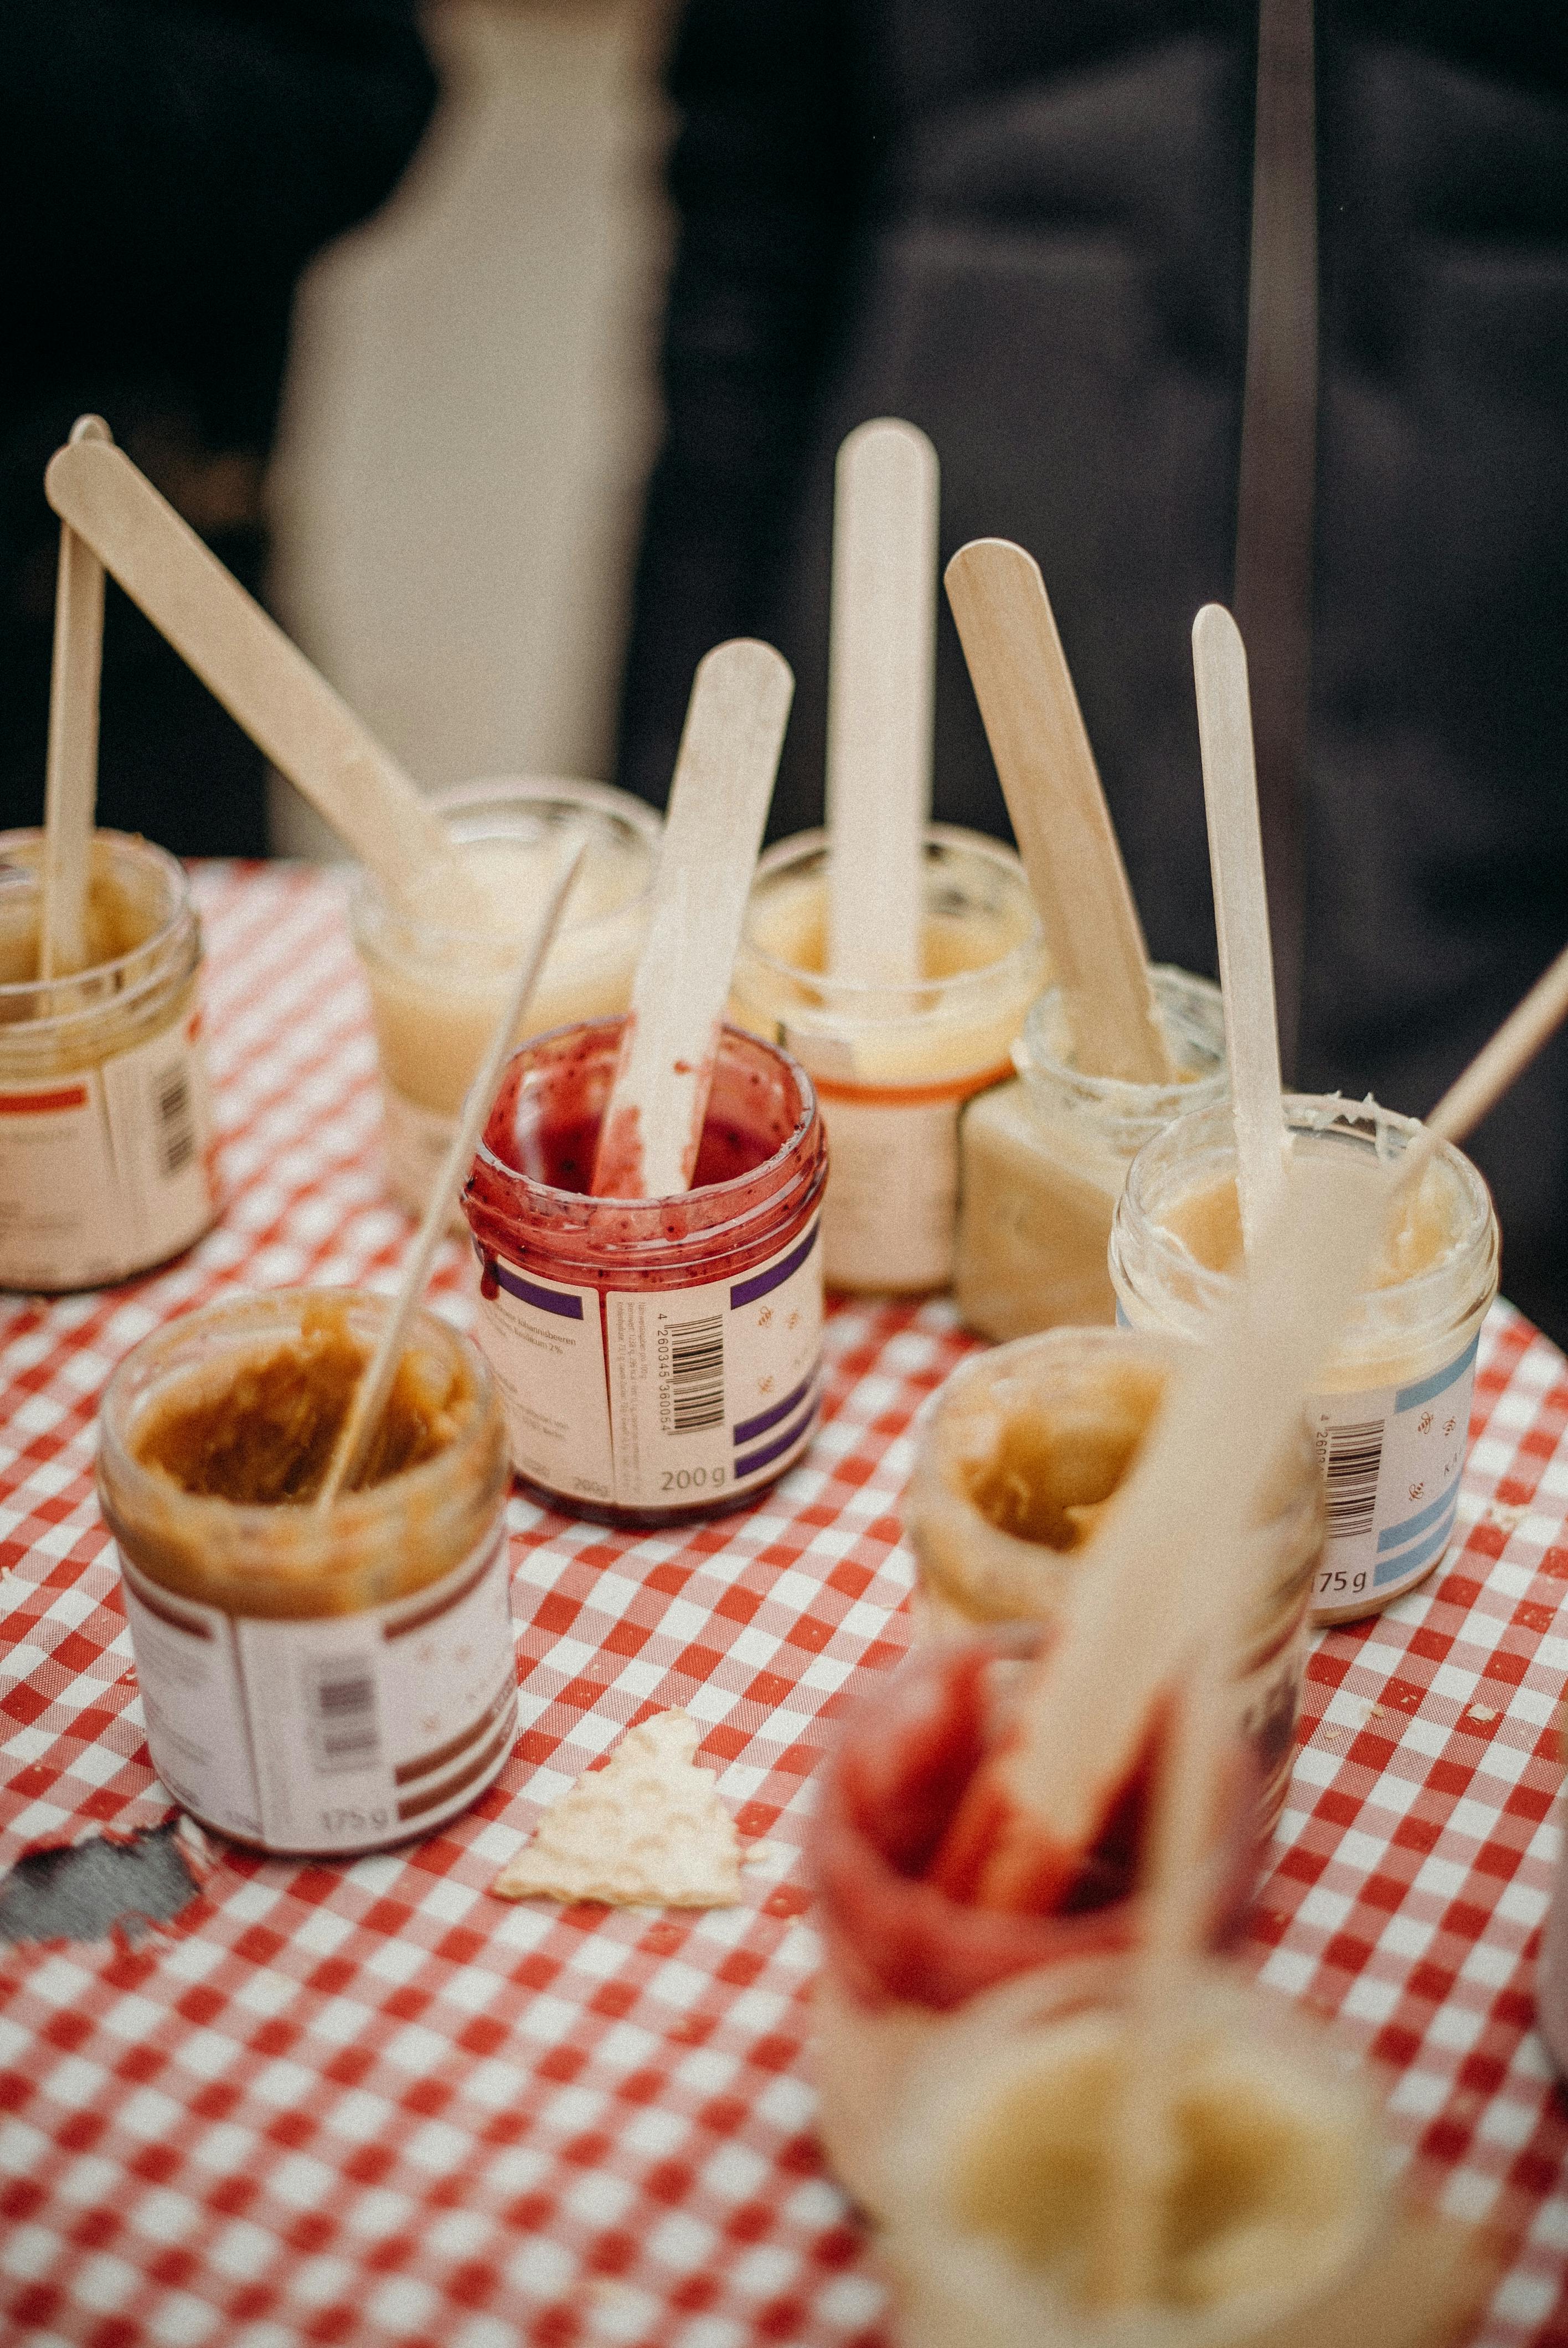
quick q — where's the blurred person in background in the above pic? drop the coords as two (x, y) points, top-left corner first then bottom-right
(616, 2), (1568, 1342)
(0, 0), (437, 857)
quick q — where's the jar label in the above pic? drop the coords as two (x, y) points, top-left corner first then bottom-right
(476, 1219), (823, 1511)
(380, 1084), (456, 1219)
(1308, 1334), (1478, 1616)
(0, 1006), (216, 1290)
(118, 1521), (517, 1854)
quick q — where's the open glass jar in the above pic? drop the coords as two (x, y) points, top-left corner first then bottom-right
(1110, 1095), (1499, 1623)
(954, 966), (1227, 1340)
(903, 1326), (1320, 1834)
(729, 826), (1045, 1293)
(0, 827), (216, 1291)
(97, 1289), (513, 1856)
(349, 775), (661, 1217)
(464, 1017), (827, 1525)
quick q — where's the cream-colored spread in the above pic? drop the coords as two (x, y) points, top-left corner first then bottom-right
(362, 830), (652, 1122)
(489, 1709), (744, 1907)
(945, 2007), (1366, 2311)
(1161, 1154), (1464, 1291)
(731, 864), (1038, 1089)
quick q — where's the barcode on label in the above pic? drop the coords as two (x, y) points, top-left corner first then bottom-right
(306, 1657), (380, 1773)
(152, 1062), (197, 1177)
(663, 1312), (724, 1434)
(1321, 1417), (1384, 1541)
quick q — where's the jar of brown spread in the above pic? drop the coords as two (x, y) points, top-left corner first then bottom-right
(902, 1325), (1322, 1835)
(97, 1289), (513, 1855)
(0, 827), (217, 1291)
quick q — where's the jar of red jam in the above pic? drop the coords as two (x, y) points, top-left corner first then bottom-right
(463, 1016), (827, 1525)
(809, 1626), (1259, 2215)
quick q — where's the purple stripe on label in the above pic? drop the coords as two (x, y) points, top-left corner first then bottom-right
(733, 1372), (816, 1450)
(492, 1260), (584, 1320)
(734, 1394), (818, 1482)
(729, 1221), (819, 1311)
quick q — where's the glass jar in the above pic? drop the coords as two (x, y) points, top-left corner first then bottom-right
(349, 775), (661, 1218)
(808, 1625), (1258, 2215)
(954, 965), (1227, 1340)
(1111, 1094), (1499, 1624)
(463, 1016), (827, 1525)
(728, 826), (1046, 1293)
(877, 1954), (1391, 2348)
(0, 827), (216, 1291)
(97, 1289), (513, 1856)
(903, 1325), (1319, 1834)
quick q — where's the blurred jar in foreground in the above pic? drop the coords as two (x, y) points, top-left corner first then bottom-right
(1111, 1095), (1499, 1625)
(954, 965), (1227, 1340)
(97, 1288), (513, 1856)
(808, 1625), (1257, 2215)
(877, 1955), (1419, 2348)
(350, 776), (661, 1217)
(729, 826), (1045, 1293)
(0, 827), (216, 1291)
(903, 1326), (1321, 1834)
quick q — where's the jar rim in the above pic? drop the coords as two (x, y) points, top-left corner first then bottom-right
(738, 823), (1046, 1016)
(0, 827), (196, 1030)
(1115, 1091), (1499, 1326)
(348, 774), (662, 954)
(1016, 963), (1229, 1113)
(97, 1287), (501, 1539)
(469, 1015), (821, 1230)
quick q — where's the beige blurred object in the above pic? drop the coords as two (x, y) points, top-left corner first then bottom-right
(267, 0), (674, 857)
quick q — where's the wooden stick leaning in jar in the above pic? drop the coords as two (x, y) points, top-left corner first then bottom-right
(40, 414), (112, 985)
(316, 833), (587, 1507)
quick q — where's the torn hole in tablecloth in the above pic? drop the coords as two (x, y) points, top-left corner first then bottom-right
(0, 1814), (216, 1950)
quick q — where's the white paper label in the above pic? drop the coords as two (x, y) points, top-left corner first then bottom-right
(0, 1006), (216, 1290)
(380, 1084), (457, 1219)
(1309, 1335), (1478, 1614)
(475, 1218), (822, 1510)
(119, 1521), (516, 1853)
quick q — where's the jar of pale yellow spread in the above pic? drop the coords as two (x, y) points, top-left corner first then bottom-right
(954, 966), (1227, 1340)
(729, 826), (1046, 1292)
(875, 1955), (1391, 2348)
(349, 776), (661, 1217)
(1110, 1095), (1499, 1623)
(97, 1288), (513, 1855)
(0, 827), (216, 1291)
(904, 1325), (1320, 1832)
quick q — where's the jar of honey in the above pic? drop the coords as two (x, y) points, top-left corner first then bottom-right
(97, 1289), (513, 1856)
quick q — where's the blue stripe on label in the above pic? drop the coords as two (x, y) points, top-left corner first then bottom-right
(730, 1221), (819, 1310)
(1373, 1495), (1459, 1588)
(491, 1261), (584, 1320)
(1395, 1334), (1479, 1417)
(734, 1396), (818, 1482)
(1378, 1475), (1462, 1553)
(734, 1373), (815, 1450)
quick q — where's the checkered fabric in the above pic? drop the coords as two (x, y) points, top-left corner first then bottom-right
(1, 861), (1566, 2348)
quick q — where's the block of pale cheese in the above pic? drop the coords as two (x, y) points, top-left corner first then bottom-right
(490, 1709), (744, 1907)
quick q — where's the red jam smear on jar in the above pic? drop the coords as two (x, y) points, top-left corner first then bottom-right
(811, 1630), (1256, 2012)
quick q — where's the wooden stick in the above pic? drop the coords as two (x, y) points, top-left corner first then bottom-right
(825, 419), (937, 988)
(945, 539), (1171, 1083)
(1192, 603), (1287, 1256)
(40, 416), (113, 981)
(316, 835), (587, 1506)
(44, 435), (476, 916)
(590, 639), (793, 1199)
(1425, 940), (1568, 1148)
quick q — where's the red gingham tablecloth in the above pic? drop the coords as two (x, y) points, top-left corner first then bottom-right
(2, 861), (1567, 2348)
